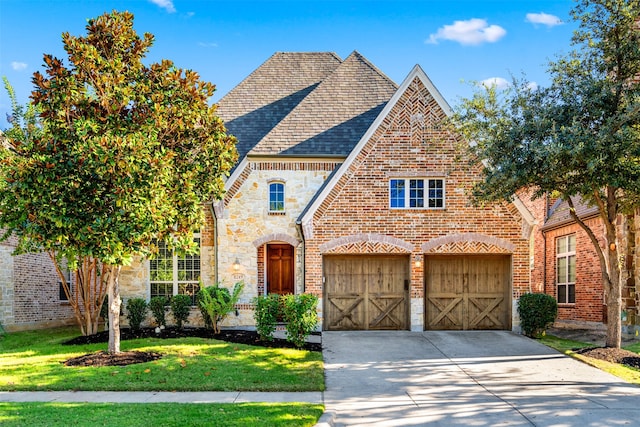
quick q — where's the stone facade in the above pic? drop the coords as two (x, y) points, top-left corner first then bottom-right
(214, 161), (337, 327)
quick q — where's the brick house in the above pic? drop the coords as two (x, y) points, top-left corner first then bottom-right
(213, 51), (531, 331)
(524, 192), (640, 334)
(1, 52), (534, 332)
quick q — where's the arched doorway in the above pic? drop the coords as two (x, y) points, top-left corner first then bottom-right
(267, 244), (294, 295)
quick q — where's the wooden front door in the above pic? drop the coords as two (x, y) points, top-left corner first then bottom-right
(324, 255), (409, 330)
(267, 244), (294, 295)
(425, 255), (511, 330)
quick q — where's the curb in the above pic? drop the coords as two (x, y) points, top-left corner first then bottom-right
(315, 410), (336, 427)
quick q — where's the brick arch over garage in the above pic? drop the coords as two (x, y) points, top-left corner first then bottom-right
(252, 233), (300, 248)
(422, 232), (515, 254)
(320, 233), (413, 254)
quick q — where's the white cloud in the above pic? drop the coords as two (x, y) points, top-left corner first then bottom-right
(479, 77), (510, 90)
(427, 19), (506, 46)
(526, 12), (563, 27)
(526, 82), (539, 91)
(11, 61), (27, 71)
(149, 0), (176, 13)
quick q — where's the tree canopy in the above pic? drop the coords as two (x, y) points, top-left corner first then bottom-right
(453, 0), (640, 348)
(0, 10), (237, 352)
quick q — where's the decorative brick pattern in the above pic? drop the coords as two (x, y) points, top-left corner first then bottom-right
(320, 233), (413, 253)
(304, 74), (529, 330)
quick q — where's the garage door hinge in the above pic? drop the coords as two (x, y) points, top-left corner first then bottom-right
(404, 279), (409, 291)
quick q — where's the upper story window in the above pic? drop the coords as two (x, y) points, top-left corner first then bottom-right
(390, 178), (445, 209)
(269, 182), (285, 212)
(556, 234), (576, 304)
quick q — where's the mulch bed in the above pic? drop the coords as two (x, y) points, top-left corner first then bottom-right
(574, 347), (640, 370)
(62, 327), (322, 367)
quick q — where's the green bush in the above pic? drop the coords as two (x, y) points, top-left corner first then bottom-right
(281, 293), (319, 348)
(149, 296), (168, 327)
(198, 282), (244, 334)
(125, 297), (148, 330)
(170, 294), (192, 329)
(518, 293), (558, 338)
(253, 294), (281, 341)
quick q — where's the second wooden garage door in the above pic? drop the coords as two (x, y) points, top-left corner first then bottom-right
(324, 255), (409, 331)
(425, 255), (511, 330)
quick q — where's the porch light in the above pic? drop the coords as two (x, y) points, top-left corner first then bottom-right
(232, 258), (241, 271)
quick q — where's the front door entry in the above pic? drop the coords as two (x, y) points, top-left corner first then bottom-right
(267, 244), (294, 295)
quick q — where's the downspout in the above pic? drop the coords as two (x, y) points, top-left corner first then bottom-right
(296, 221), (306, 293)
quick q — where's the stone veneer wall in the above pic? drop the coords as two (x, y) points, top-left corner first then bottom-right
(215, 161), (337, 327)
(0, 243), (14, 328)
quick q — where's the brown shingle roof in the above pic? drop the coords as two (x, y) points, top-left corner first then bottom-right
(542, 195), (600, 230)
(217, 52), (342, 161)
(251, 51), (398, 156)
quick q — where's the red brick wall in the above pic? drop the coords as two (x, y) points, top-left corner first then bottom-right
(516, 189), (548, 293)
(304, 77), (529, 304)
(543, 218), (605, 323)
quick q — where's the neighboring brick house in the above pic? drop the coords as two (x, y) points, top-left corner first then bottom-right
(0, 234), (75, 331)
(524, 193), (640, 334)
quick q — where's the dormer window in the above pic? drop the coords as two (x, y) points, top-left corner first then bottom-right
(269, 182), (285, 213)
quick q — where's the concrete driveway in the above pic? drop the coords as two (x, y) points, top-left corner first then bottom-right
(322, 331), (640, 426)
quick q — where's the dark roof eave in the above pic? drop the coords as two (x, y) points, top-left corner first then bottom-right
(540, 210), (601, 232)
(247, 154), (347, 160)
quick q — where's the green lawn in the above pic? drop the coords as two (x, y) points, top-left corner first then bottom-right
(0, 327), (324, 392)
(540, 334), (640, 385)
(0, 402), (324, 427)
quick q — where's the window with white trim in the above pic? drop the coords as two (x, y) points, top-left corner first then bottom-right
(269, 182), (285, 212)
(149, 233), (201, 305)
(556, 234), (576, 304)
(390, 178), (444, 209)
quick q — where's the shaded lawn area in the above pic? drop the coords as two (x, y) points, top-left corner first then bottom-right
(0, 402), (324, 427)
(540, 334), (640, 385)
(0, 327), (323, 392)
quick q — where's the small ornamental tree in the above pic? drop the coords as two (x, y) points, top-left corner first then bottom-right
(0, 11), (237, 353)
(452, 0), (640, 348)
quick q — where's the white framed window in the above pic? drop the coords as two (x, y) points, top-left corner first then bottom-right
(269, 182), (285, 212)
(556, 234), (576, 304)
(149, 232), (201, 305)
(58, 265), (72, 302)
(390, 178), (445, 209)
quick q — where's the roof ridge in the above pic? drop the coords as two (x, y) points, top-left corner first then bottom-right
(344, 50), (398, 90)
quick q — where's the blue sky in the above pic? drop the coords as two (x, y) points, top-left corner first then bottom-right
(1, 0), (577, 129)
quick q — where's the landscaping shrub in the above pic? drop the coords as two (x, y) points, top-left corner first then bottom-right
(149, 296), (168, 327)
(170, 294), (192, 329)
(281, 293), (319, 348)
(253, 294), (281, 341)
(125, 297), (148, 330)
(197, 282), (244, 334)
(518, 293), (558, 338)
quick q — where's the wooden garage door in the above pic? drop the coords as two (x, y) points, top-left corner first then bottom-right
(425, 255), (511, 330)
(324, 255), (409, 331)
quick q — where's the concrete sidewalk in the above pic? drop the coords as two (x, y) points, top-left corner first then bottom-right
(0, 390), (323, 404)
(323, 331), (640, 426)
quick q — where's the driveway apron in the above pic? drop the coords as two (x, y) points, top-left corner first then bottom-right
(322, 331), (640, 426)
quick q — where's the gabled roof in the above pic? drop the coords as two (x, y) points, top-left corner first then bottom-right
(217, 51), (397, 161)
(542, 196), (600, 231)
(298, 64), (451, 230)
(217, 52), (342, 161)
(251, 51), (397, 156)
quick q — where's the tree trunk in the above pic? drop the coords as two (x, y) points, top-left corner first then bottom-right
(106, 265), (123, 354)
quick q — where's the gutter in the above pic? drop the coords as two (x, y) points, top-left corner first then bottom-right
(209, 202), (219, 284)
(295, 221), (306, 293)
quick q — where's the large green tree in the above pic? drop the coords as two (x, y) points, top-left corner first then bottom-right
(0, 11), (237, 353)
(453, 0), (640, 348)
